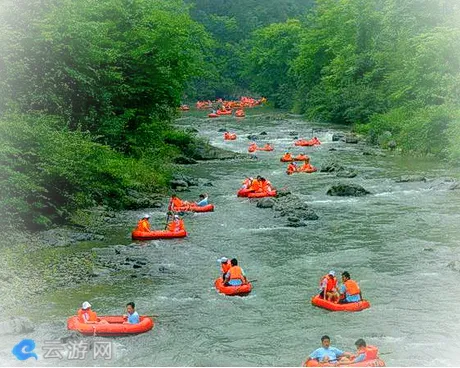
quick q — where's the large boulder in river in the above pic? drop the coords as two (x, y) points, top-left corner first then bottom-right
(395, 175), (426, 183)
(0, 317), (34, 336)
(320, 158), (345, 173)
(336, 169), (358, 178)
(273, 194), (319, 222)
(345, 134), (359, 144)
(332, 133), (346, 142)
(326, 183), (370, 196)
(247, 134), (259, 141)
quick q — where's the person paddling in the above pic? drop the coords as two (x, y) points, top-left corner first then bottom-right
(195, 193), (209, 207)
(167, 214), (185, 233)
(217, 257), (232, 281)
(123, 302), (140, 324)
(318, 271), (339, 302)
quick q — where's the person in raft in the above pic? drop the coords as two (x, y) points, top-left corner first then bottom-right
(282, 152), (293, 161)
(287, 162), (298, 175)
(169, 194), (189, 211)
(77, 301), (97, 323)
(306, 335), (352, 365)
(338, 271), (362, 304)
(224, 258), (248, 286)
(217, 256), (232, 281)
(195, 193), (209, 207)
(167, 214), (185, 233)
(123, 302), (140, 324)
(318, 270), (338, 302)
(241, 177), (253, 189)
(337, 339), (373, 365)
(135, 214), (151, 232)
(260, 177), (273, 192)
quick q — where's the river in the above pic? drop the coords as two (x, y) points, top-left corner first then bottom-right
(2, 110), (460, 366)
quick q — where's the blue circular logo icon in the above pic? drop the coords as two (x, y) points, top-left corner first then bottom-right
(12, 339), (38, 360)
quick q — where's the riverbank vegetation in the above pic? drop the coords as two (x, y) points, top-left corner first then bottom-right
(1, 0), (459, 229)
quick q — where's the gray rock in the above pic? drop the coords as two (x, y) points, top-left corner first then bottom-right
(289, 131), (299, 136)
(0, 317), (34, 335)
(449, 182), (460, 190)
(395, 175), (426, 183)
(190, 142), (249, 160)
(218, 128), (228, 132)
(256, 198), (275, 208)
(362, 148), (386, 157)
(259, 131), (268, 135)
(326, 183), (370, 196)
(275, 188), (292, 198)
(345, 135), (359, 144)
(320, 159), (345, 173)
(185, 127), (199, 134)
(332, 133), (345, 142)
(173, 156), (198, 165)
(448, 260), (460, 272)
(336, 169), (358, 178)
(247, 134), (259, 141)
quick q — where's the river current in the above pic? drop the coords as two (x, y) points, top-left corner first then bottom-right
(2, 111), (460, 366)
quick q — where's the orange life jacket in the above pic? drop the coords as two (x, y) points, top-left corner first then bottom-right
(355, 346), (378, 361)
(167, 219), (185, 232)
(228, 265), (245, 281)
(282, 154), (292, 160)
(344, 279), (361, 295)
(261, 181), (271, 192)
(221, 261), (231, 274)
(135, 219), (150, 232)
(300, 163), (313, 171)
(320, 275), (338, 292)
(287, 163), (297, 173)
(77, 308), (97, 323)
(171, 197), (183, 209)
(249, 179), (261, 191)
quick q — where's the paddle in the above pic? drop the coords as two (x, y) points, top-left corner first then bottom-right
(164, 211), (172, 230)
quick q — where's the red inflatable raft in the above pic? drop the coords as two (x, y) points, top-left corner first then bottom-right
(173, 204), (214, 213)
(67, 315), (154, 336)
(237, 188), (252, 197)
(214, 278), (252, 296)
(295, 138), (321, 146)
(280, 157), (294, 162)
(216, 109), (232, 115)
(294, 155), (310, 161)
(224, 133), (237, 140)
(304, 346), (385, 367)
(208, 113), (218, 118)
(132, 229), (187, 240)
(298, 165), (317, 173)
(311, 295), (370, 312)
(247, 190), (277, 198)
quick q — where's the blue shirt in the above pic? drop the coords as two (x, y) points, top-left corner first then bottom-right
(196, 198), (208, 206)
(339, 284), (361, 302)
(354, 352), (366, 363)
(309, 347), (344, 362)
(127, 311), (140, 324)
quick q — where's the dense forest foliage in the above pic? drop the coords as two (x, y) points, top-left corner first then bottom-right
(0, 0), (210, 229)
(241, 0), (460, 158)
(1, 0), (459, 229)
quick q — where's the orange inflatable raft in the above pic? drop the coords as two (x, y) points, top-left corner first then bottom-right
(298, 164), (317, 173)
(295, 138), (321, 146)
(173, 204), (214, 213)
(237, 188), (253, 197)
(224, 133), (237, 140)
(294, 155), (310, 161)
(208, 113), (218, 118)
(280, 156), (294, 162)
(216, 109), (232, 115)
(132, 229), (187, 240)
(304, 346), (385, 367)
(214, 278), (252, 296)
(67, 315), (154, 336)
(311, 295), (370, 312)
(247, 190), (277, 198)
(235, 110), (245, 117)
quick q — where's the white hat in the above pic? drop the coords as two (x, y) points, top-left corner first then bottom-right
(143, 214), (150, 219)
(82, 301), (91, 310)
(328, 270), (336, 276)
(174, 215), (180, 219)
(217, 257), (228, 263)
